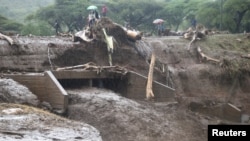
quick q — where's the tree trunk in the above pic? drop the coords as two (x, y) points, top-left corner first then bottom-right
(234, 10), (247, 33)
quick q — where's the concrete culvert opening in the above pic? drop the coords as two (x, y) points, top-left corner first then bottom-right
(58, 78), (128, 94)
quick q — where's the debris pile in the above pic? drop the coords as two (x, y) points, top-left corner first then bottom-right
(74, 17), (142, 45)
(56, 62), (128, 75)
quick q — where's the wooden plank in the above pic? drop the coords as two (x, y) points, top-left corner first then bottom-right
(45, 71), (68, 110)
(52, 71), (120, 79)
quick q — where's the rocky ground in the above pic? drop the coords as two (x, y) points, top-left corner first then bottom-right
(0, 18), (250, 141)
(0, 79), (102, 141)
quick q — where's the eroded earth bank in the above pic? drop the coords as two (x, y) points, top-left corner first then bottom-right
(1, 21), (250, 141)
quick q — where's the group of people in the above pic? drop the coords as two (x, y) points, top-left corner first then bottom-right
(54, 4), (197, 37)
(53, 5), (108, 35)
(88, 10), (99, 27)
(88, 5), (108, 27)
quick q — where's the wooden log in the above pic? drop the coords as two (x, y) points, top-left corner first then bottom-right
(0, 33), (14, 45)
(126, 30), (142, 41)
(146, 53), (155, 100)
(74, 30), (93, 42)
(56, 62), (128, 75)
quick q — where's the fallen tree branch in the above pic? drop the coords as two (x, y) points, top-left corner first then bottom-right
(241, 54), (250, 59)
(56, 62), (128, 75)
(126, 29), (142, 41)
(187, 32), (197, 50)
(146, 53), (155, 100)
(0, 130), (24, 137)
(197, 46), (220, 63)
(56, 62), (97, 71)
(0, 33), (14, 45)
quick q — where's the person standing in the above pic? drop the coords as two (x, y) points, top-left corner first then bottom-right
(88, 11), (95, 27)
(156, 23), (164, 36)
(102, 5), (107, 17)
(94, 10), (100, 20)
(191, 18), (197, 29)
(54, 20), (61, 35)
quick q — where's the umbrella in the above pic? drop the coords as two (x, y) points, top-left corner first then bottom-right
(87, 5), (98, 10)
(153, 19), (164, 24)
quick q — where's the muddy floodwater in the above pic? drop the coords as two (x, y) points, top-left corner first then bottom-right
(66, 87), (208, 141)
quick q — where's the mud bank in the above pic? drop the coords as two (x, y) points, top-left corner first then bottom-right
(66, 87), (207, 141)
(0, 33), (250, 140)
(1, 34), (250, 114)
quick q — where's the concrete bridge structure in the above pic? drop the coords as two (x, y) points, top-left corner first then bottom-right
(4, 70), (176, 112)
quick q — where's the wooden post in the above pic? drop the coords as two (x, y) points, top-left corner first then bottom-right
(146, 52), (155, 100)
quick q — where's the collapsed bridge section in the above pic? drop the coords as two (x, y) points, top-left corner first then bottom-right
(4, 65), (175, 112)
(52, 70), (175, 102)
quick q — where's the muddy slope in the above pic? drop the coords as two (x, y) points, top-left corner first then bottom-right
(67, 88), (207, 141)
(1, 34), (250, 114)
(144, 35), (250, 114)
(1, 33), (250, 140)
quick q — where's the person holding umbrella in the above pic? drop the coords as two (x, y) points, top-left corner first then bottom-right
(153, 19), (165, 36)
(87, 5), (98, 27)
(88, 10), (95, 27)
(157, 23), (165, 36)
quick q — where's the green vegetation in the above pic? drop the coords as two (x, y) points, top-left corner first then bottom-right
(0, 0), (54, 22)
(1, 0), (250, 35)
(21, 21), (54, 36)
(0, 0), (54, 35)
(0, 15), (23, 32)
